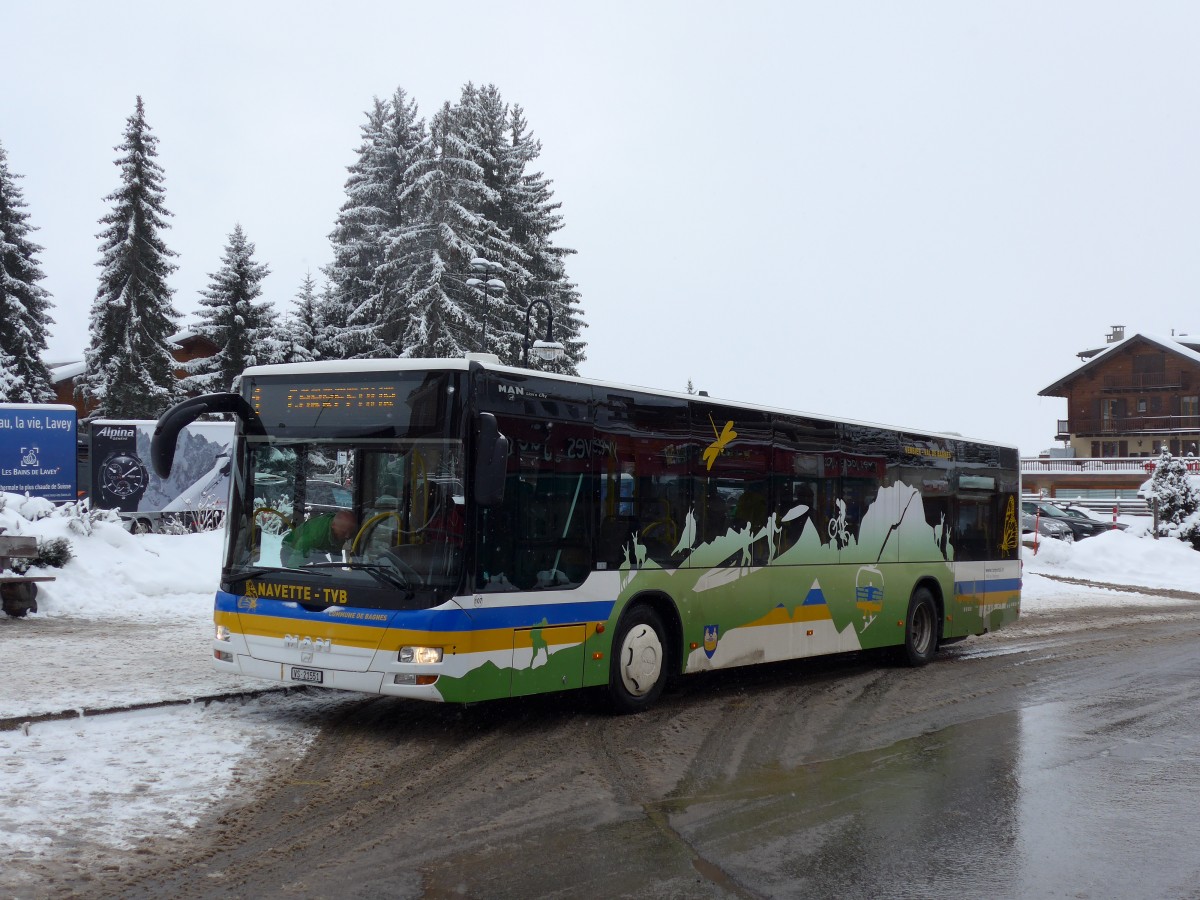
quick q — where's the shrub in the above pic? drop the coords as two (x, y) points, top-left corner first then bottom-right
(12, 536), (73, 573)
(1146, 449), (1200, 549)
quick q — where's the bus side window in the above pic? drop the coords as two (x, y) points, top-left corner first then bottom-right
(954, 496), (992, 561)
(476, 416), (594, 591)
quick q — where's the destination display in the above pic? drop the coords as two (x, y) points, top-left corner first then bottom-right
(251, 383), (401, 416)
(246, 375), (449, 432)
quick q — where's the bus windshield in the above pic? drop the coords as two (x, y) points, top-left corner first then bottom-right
(226, 436), (466, 607)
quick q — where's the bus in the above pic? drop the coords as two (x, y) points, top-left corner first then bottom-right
(151, 357), (1021, 712)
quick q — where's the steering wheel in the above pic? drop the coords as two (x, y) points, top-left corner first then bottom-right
(251, 507), (293, 551)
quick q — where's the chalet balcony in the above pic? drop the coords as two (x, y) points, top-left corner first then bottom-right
(1021, 457), (1162, 475)
(1063, 414), (1200, 436)
(1101, 373), (1185, 392)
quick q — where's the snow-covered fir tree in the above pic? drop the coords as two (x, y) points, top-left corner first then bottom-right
(507, 103), (585, 373)
(1146, 448), (1200, 548)
(83, 97), (181, 419)
(380, 99), (509, 358)
(325, 89), (425, 358)
(184, 224), (277, 392)
(281, 272), (321, 363)
(457, 85), (584, 372)
(325, 83), (586, 366)
(313, 280), (349, 362)
(0, 140), (55, 402)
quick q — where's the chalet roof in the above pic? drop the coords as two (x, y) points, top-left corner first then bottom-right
(169, 327), (217, 350)
(41, 326), (215, 385)
(47, 361), (85, 384)
(1039, 332), (1200, 398)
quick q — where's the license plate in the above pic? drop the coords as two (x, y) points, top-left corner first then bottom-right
(290, 666), (324, 684)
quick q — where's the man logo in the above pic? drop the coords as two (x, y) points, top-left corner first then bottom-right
(703, 624), (719, 659)
(284, 634), (332, 653)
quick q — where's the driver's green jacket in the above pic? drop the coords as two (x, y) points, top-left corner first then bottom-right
(281, 514), (339, 566)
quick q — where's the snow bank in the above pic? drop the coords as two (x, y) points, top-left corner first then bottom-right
(1024, 525), (1200, 594)
(2, 491), (223, 623)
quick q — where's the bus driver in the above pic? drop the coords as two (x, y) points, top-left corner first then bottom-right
(282, 509), (358, 567)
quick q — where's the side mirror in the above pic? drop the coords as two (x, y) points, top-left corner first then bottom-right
(152, 393), (262, 478)
(474, 413), (509, 507)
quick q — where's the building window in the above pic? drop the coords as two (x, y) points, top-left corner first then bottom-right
(1182, 396), (1199, 418)
(1137, 398), (1147, 414)
(1101, 398), (1121, 429)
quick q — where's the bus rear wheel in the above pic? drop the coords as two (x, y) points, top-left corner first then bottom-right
(608, 605), (668, 713)
(901, 587), (938, 667)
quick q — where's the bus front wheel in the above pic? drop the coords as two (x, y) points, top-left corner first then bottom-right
(901, 587), (938, 667)
(608, 605), (668, 713)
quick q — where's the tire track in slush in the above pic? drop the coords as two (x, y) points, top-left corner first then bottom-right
(587, 689), (771, 899)
(106, 695), (531, 899)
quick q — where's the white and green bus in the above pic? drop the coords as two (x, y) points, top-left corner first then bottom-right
(152, 357), (1021, 712)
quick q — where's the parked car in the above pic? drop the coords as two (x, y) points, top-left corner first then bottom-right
(1056, 503), (1128, 532)
(1021, 500), (1108, 540)
(1021, 511), (1073, 542)
(305, 478), (353, 516)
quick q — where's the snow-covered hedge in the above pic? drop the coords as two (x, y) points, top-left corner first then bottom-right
(1, 492), (121, 533)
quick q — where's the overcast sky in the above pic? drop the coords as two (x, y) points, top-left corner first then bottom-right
(5, 2), (1199, 455)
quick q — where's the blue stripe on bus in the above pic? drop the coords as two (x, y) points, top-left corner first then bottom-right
(217, 591), (616, 631)
(954, 578), (1022, 595)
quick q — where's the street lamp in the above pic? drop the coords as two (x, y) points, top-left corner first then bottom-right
(466, 257), (506, 353)
(522, 297), (566, 366)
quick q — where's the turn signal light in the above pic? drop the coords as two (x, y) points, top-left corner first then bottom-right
(394, 674), (439, 686)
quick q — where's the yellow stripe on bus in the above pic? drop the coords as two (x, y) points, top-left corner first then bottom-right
(218, 610), (601, 656)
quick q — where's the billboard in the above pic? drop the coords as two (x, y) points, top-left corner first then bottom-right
(89, 419), (233, 521)
(0, 404), (78, 502)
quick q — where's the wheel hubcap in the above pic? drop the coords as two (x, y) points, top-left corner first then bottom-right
(619, 624), (662, 696)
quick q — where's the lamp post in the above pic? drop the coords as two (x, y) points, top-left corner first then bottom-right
(521, 297), (566, 366)
(466, 257), (506, 353)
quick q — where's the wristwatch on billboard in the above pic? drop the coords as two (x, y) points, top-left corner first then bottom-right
(99, 452), (149, 512)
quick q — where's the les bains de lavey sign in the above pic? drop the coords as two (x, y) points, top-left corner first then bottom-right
(0, 404), (78, 502)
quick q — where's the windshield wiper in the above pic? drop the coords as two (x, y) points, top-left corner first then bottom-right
(226, 565), (289, 583)
(302, 560), (414, 596)
(225, 564), (334, 584)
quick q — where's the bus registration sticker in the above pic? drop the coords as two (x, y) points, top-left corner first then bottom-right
(291, 666), (324, 684)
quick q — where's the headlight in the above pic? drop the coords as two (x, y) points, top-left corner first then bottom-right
(398, 646), (443, 664)
(215, 625), (232, 642)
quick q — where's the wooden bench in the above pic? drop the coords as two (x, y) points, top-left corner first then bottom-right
(0, 534), (55, 618)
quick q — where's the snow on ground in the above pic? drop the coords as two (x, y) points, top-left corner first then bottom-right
(1, 493), (1199, 882)
(1024, 518), (1200, 606)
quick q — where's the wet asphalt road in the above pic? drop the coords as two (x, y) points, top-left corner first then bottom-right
(670, 632), (1200, 899)
(56, 601), (1200, 898)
